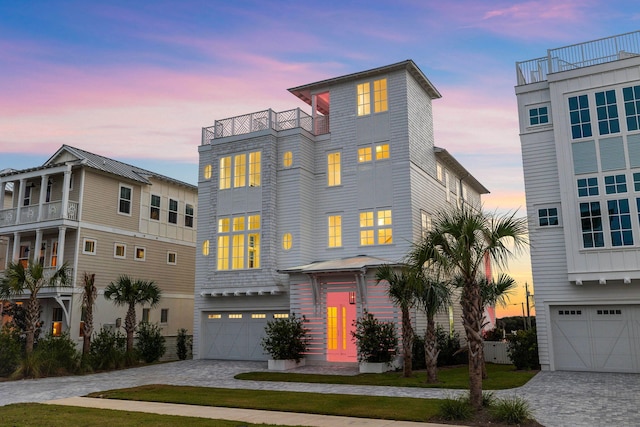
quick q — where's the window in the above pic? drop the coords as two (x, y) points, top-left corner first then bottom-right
(327, 152), (341, 186)
(50, 241), (58, 267)
(185, 204), (194, 227)
(52, 307), (63, 337)
(249, 151), (261, 187)
(538, 208), (559, 226)
(160, 309), (168, 324)
(595, 90), (620, 135)
(605, 174), (627, 194)
(274, 313), (289, 319)
(623, 85), (640, 131)
(248, 234), (260, 268)
(358, 147), (372, 163)
(377, 209), (393, 244)
(167, 251), (177, 265)
(421, 211), (432, 238)
(569, 95), (592, 139)
(252, 313), (266, 319)
(357, 82), (371, 116)
(234, 154), (246, 187)
(375, 144), (389, 160)
(167, 199), (178, 224)
(114, 243), (126, 259)
(202, 240), (210, 256)
(232, 221), (245, 269)
(328, 215), (342, 247)
(436, 162), (443, 182)
(119, 185), (132, 215)
(608, 199), (633, 246)
(359, 211), (374, 245)
(135, 246), (146, 261)
(580, 202), (604, 248)
(283, 233), (292, 250)
(529, 106), (549, 126)
(577, 177), (599, 197)
(142, 308), (150, 323)
(83, 238), (96, 255)
(283, 151), (293, 167)
(46, 180), (52, 203)
(150, 194), (160, 220)
(373, 78), (388, 113)
(219, 156), (231, 189)
(359, 209), (393, 245)
(203, 164), (212, 180)
(217, 214), (260, 270)
(23, 185), (31, 206)
(217, 235), (229, 270)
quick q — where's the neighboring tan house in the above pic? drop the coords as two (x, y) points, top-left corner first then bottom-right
(0, 145), (197, 351)
(516, 31), (640, 372)
(195, 60), (490, 362)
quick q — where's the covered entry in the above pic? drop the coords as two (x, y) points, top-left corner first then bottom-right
(551, 305), (640, 372)
(326, 291), (357, 362)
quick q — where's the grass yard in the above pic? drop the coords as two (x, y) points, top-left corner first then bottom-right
(235, 363), (537, 389)
(0, 403), (300, 427)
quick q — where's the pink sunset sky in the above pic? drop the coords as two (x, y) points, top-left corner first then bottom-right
(2, 0), (639, 317)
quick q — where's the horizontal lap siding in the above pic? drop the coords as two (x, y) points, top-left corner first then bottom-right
(81, 171), (141, 231)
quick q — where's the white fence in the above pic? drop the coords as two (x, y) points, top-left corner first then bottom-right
(484, 341), (511, 365)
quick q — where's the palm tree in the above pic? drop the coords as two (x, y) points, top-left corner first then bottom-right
(104, 275), (161, 352)
(410, 205), (527, 409)
(81, 272), (97, 356)
(0, 261), (70, 354)
(414, 272), (451, 383)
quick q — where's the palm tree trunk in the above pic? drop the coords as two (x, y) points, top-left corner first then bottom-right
(25, 295), (40, 354)
(461, 280), (484, 410)
(401, 306), (413, 377)
(82, 311), (93, 355)
(425, 316), (439, 383)
(125, 303), (136, 352)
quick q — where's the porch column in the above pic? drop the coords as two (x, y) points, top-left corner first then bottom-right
(57, 226), (66, 268)
(12, 232), (20, 262)
(61, 167), (71, 220)
(37, 174), (49, 221)
(16, 178), (26, 223)
(311, 94), (317, 134)
(33, 229), (43, 264)
(0, 179), (5, 209)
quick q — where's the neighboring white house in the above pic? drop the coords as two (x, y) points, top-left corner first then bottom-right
(516, 31), (640, 372)
(195, 60), (489, 363)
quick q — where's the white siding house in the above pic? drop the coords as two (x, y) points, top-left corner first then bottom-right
(516, 31), (640, 372)
(195, 61), (489, 363)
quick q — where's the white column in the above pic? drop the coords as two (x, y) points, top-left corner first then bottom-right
(16, 178), (25, 223)
(57, 226), (66, 268)
(37, 175), (48, 220)
(12, 232), (20, 263)
(311, 94), (317, 134)
(33, 229), (43, 264)
(61, 168), (71, 220)
(0, 179), (5, 209)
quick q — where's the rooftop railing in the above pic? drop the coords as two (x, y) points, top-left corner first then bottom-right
(202, 108), (329, 144)
(516, 30), (640, 85)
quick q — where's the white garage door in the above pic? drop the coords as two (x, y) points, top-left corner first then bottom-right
(551, 305), (640, 372)
(202, 311), (276, 361)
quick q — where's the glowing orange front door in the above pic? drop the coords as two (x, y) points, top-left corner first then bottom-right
(326, 292), (357, 362)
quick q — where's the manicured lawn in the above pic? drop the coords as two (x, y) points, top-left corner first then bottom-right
(0, 403), (298, 427)
(235, 363), (537, 390)
(89, 385), (444, 422)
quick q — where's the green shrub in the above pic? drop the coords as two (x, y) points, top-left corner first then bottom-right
(13, 351), (43, 379)
(261, 314), (309, 362)
(0, 325), (21, 377)
(438, 395), (473, 421)
(90, 326), (127, 370)
(35, 332), (81, 376)
(436, 325), (466, 366)
(136, 322), (166, 363)
(411, 333), (426, 370)
(481, 391), (496, 408)
(176, 328), (192, 360)
(351, 311), (398, 363)
(507, 328), (540, 370)
(490, 396), (533, 424)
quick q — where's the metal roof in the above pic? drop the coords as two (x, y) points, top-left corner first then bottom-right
(434, 147), (490, 195)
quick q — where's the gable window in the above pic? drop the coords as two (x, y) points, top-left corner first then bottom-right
(327, 152), (341, 186)
(328, 215), (342, 248)
(168, 199), (178, 224)
(529, 106), (549, 126)
(623, 85), (640, 131)
(150, 195), (161, 220)
(219, 156), (231, 189)
(185, 204), (194, 228)
(580, 202), (604, 248)
(135, 246), (146, 261)
(608, 199), (633, 246)
(114, 243), (126, 259)
(119, 185), (132, 215)
(234, 154), (246, 187)
(569, 95), (592, 139)
(577, 177), (599, 197)
(83, 238), (96, 255)
(605, 174), (627, 194)
(538, 208), (559, 226)
(357, 82), (371, 116)
(167, 251), (177, 265)
(595, 90), (620, 135)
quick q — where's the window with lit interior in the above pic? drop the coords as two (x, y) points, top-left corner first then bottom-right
(328, 215), (342, 247)
(327, 152), (341, 186)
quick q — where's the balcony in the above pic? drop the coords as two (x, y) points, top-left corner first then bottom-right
(0, 200), (79, 227)
(516, 30), (640, 85)
(202, 108), (329, 144)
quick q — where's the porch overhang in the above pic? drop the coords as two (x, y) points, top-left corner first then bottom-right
(199, 286), (285, 297)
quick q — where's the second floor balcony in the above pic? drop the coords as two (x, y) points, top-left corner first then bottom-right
(0, 200), (79, 227)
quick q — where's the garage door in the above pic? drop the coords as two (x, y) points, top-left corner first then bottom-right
(202, 311), (277, 361)
(551, 305), (640, 372)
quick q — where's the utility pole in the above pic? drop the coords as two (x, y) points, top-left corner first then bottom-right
(525, 282), (532, 330)
(521, 302), (527, 330)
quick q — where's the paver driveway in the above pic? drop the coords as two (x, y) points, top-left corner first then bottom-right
(1, 360), (638, 427)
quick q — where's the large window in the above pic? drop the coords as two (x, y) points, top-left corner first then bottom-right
(219, 156), (231, 189)
(217, 214), (260, 270)
(373, 78), (388, 113)
(168, 199), (178, 224)
(608, 199), (633, 246)
(580, 202), (604, 248)
(328, 215), (342, 247)
(358, 144), (389, 163)
(357, 78), (387, 116)
(118, 184), (132, 215)
(249, 151), (261, 186)
(569, 95), (592, 139)
(220, 152), (261, 189)
(150, 195), (161, 220)
(623, 85), (640, 131)
(357, 82), (370, 116)
(234, 154), (246, 187)
(595, 90), (620, 135)
(359, 209), (392, 245)
(327, 152), (341, 186)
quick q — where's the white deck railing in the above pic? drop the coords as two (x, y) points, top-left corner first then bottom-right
(0, 200), (78, 226)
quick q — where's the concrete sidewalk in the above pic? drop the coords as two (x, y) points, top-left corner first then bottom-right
(44, 396), (465, 427)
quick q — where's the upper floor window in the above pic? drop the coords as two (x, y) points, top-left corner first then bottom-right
(373, 79), (388, 113)
(595, 90), (620, 135)
(202, 239), (210, 256)
(283, 233), (292, 250)
(23, 185), (31, 206)
(150, 194), (161, 220)
(623, 85), (640, 131)
(357, 82), (371, 116)
(358, 144), (389, 163)
(220, 156), (231, 189)
(135, 246), (146, 261)
(328, 215), (342, 248)
(328, 152), (341, 186)
(577, 177), (599, 197)
(185, 204), (194, 228)
(357, 78), (387, 116)
(580, 201), (604, 248)
(421, 211), (432, 239)
(114, 243), (126, 259)
(203, 164), (212, 180)
(160, 308), (169, 324)
(234, 154), (246, 187)
(569, 95), (592, 139)
(283, 151), (293, 168)
(608, 199), (633, 246)
(119, 184), (132, 215)
(359, 209), (393, 245)
(538, 208), (559, 226)
(249, 151), (261, 187)
(219, 151), (261, 190)
(529, 106), (549, 126)
(83, 238), (96, 255)
(436, 162), (443, 182)
(168, 199), (178, 224)
(217, 214), (261, 270)
(605, 174), (627, 194)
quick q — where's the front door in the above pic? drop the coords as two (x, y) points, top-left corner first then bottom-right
(326, 292), (357, 362)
